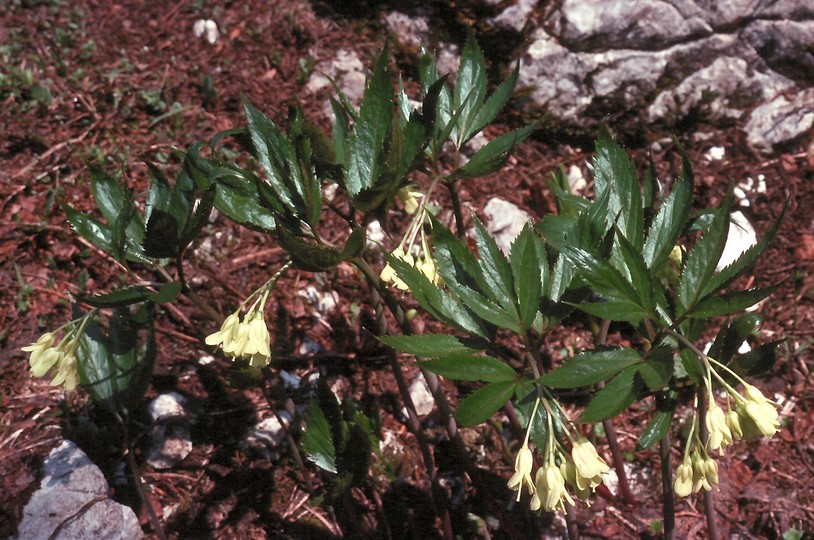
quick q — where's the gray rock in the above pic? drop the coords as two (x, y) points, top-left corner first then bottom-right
(745, 89), (814, 151)
(147, 393), (192, 469)
(486, 0), (537, 33)
(406, 375), (435, 417)
(17, 440), (143, 540)
(483, 198), (532, 254)
(306, 49), (367, 116)
(245, 411), (292, 458)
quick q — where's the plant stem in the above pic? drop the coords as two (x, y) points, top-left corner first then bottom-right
(445, 180), (467, 238)
(659, 432), (675, 540)
(365, 273), (453, 540)
(596, 319), (636, 505)
(697, 389), (719, 540)
(124, 433), (166, 540)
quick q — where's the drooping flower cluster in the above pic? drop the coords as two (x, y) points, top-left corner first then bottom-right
(380, 186), (441, 291)
(674, 355), (781, 498)
(205, 310), (272, 367)
(21, 312), (95, 392)
(507, 398), (610, 514)
(206, 265), (289, 368)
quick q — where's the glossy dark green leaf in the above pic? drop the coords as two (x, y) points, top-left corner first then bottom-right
(346, 48), (393, 197)
(63, 204), (113, 253)
(470, 62), (519, 136)
(571, 300), (646, 324)
(379, 334), (478, 358)
(452, 125), (535, 179)
(341, 227), (366, 259)
(561, 244), (641, 308)
(677, 187), (733, 314)
(276, 225), (342, 272)
(731, 339), (783, 376)
(330, 96), (348, 166)
(679, 348), (704, 384)
(303, 397), (337, 473)
(637, 408), (674, 450)
(708, 313), (763, 365)
(510, 223), (543, 330)
(637, 346), (674, 391)
(81, 283), (181, 309)
(700, 197), (788, 298)
(687, 285), (779, 319)
(472, 215), (516, 314)
(419, 353), (516, 382)
(143, 209), (180, 258)
(642, 175), (692, 270)
(456, 380), (517, 427)
(453, 32), (488, 146)
(614, 227), (656, 315)
(540, 346), (641, 388)
(593, 130), (644, 248)
(179, 183), (216, 249)
(90, 168), (144, 244)
(579, 365), (639, 422)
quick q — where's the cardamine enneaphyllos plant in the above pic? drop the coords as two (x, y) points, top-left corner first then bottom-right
(22, 34), (785, 539)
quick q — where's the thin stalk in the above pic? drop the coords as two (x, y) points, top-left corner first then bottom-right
(659, 433), (675, 540)
(697, 389), (718, 540)
(596, 319), (636, 505)
(124, 432), (166, 540)
(446, 180), (467, 239)
(366, 275), (453, 540)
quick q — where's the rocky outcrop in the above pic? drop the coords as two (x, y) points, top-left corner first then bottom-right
(383, 0), (814, 151)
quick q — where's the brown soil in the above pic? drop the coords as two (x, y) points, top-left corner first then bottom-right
(2, 1), (813, 539)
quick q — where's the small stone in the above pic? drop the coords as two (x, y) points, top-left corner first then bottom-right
(794, 233), (814, 261)
(148, 392), (186, 421)
(405, 375), (434, 417)
(246, 412), (292, 457)
(147, 393), (192, 469)
(17, 440), (143, 539)
(483, 198), (532, 254)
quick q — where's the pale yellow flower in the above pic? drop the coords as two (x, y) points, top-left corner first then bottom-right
(205, 313), (241, 349)
(507, 443), (535, 501)
(206, 311), (272, 367)
(22, 333), (59, 377)
(397, 185), (424, 215)
(533, 460), (575, 513)
(734, 384), (780, 439)
(571, 436), (610, 491)
(380, 249), (414, 291)
(560, 458), (592, 502)
(674, 456), (693, 498)
(726, 409), (743, 440)
(691, 453), (712, 493)
(705, 402), (733, 454)
(22, 333), (81, 392)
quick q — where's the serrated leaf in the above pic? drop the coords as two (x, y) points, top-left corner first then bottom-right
(452, 125), (535, 179)
(303, 397), (337, 473)
(330, 96), (349, 166)
(419, 353), (516, 382)
(379, 334), (478, 358)
(700, 197), (788, 298)
(614, 227), (656, 315)
(579, 365), (639, 422)
(679, 348), (704, 384)
(643, 175), (692, 270)
(561, 244), (641, 308)
(637, 347), (674, 391)
(455, 380), (517, 426)
(540, 347), (641, 388)
(150, 281), (183, 303)
(510, 223), (542, 330)
(180, 183), (216, 248)
(708, 313), (763, 365)
(63, 205), (113, 253)
(677, 187), (734, 314)
(593, 130), (643, 248)
(341, 227), (366, 259)
(81, 286), (154, 308)
(470, 62), (519, 136)
(90, 168), (144, 244)
(731, 339), (782, 376)
(346, 48), (393, 197)
(453, 32), (488, 146)
(686, 285), (779, 319)
(276, 225), (342, 272)
(637, 408), (674, 450)
(143, 209), (180, 258)
(472, 215), (516, 313)
(571, 300), (646, 324)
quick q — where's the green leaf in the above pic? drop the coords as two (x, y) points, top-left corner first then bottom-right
(637, 346), (674, 391)
(143, 209), (180, 258)
(732, 339), (783, 376)
(179, 183), (217, 248)
(453, 32), (488, 146)
(593, 130), (643, 248)
(379, 334), (479, 358)
(346, 48), (393, 197)
(642, 175), (692, 270)
(456, 380), (517, 426)
(614, 227), (656, 315)
(687, 285), (779, 319)
(579, 366), (639, 422)
(90, 168), (144, 244)
(452, 125), (535, 179)
(276, 225), (342, 272)
(151, 281), (183, 303)
(472, 215), (516, 314)
(303, 397), (337, 473)
(470, 62), (519, 136)
(341, 226), (366, 260)
(330, 96), (348, 166)
(419, 353), (516, 382)
(510, 223), (543, 330)
(80, 283), (181, 309)
(679, 348), (704, 384)
(571, 300), (646, 324)
(540, 347), (641, 388)
(677, 187), (734, 314)
(561, 244), (642, 308)
(63, 205), (113, 254)
(637, 408), (674, 450)
(700, 197), (789, 298)
(708, 313), (763, 365)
